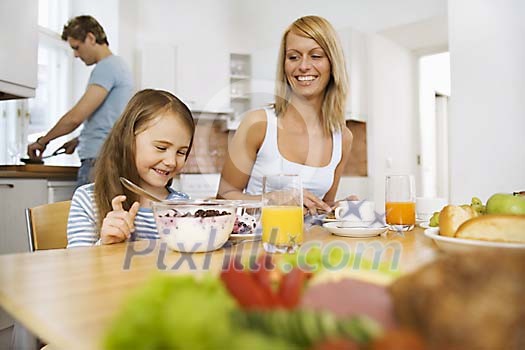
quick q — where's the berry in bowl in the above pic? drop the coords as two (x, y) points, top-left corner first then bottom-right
(231, 200), (263, 236)
(152, 201), (237, 252)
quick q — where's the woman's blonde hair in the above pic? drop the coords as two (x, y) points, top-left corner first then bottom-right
(93, 89), (195, 230)
(275, 15), (348, 135)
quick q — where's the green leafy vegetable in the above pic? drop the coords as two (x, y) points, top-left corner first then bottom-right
(104, 274), (293, 350)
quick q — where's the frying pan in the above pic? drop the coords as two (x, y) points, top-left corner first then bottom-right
(20, 148), (67, 165)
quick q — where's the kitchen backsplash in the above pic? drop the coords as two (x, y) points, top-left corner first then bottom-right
(182, 118), (229, 174)
(344, 120), (367, 176)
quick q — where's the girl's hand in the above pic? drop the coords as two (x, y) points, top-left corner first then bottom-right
(303, 189), (331, 216)
(100, 195), (140, 245)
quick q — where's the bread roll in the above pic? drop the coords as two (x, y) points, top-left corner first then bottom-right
(438, 205), (477, 237)
(455, 214), (525, 243)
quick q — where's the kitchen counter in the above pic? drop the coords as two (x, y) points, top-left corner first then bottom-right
(0, 165), (78, 180)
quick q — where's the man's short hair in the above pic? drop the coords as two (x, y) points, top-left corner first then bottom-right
(61, 15), (109, 45)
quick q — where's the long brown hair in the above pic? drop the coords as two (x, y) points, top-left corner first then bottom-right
(274, 15), (348, 135)
(93, 89), (195, 230)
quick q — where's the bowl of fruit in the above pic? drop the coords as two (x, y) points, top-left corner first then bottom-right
(153, 200), (238, 252)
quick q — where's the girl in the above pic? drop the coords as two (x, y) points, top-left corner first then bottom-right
(217, 16), (355, 215)
(67, 89), (195, 247)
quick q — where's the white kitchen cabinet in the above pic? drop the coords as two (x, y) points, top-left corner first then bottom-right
(177, 45), (230, 112)
(0, 179), (76, 255)
(0, 0), (38, 99)
(138, 43), (231, 113)
(339, 27), (368, 121)
(138, 44), (178, 94)
(0, 179), (47, 254)
(48, 180), (77, 203)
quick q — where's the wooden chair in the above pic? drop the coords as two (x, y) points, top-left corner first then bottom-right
(25, 200), (71, 251)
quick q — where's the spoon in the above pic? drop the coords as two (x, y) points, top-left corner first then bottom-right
(119, 177), (163, 202)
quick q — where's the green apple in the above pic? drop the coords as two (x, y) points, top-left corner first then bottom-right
(486, 193), (525, 215)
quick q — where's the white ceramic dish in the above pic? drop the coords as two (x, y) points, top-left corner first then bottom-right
(419, 221), (431, 229)
(424, 228), (525, 252)
(322, 222), (387, 238)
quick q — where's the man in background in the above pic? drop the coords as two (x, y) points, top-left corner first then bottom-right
(27, 15), (134, 187)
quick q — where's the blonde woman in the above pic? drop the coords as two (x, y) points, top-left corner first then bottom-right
(218, 16), (355, 214)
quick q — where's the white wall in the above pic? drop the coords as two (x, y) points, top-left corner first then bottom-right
(233, 0), (446, 49)
(418, 53), (450, 197)
(448, 0), (525, 204)
(366, 34), (419, 210)
(70, 0), (121, 102)
(118, 0), (138, 79)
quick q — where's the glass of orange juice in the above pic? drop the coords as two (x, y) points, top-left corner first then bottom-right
(261, 174), (303, 253)
(385, 175), (416, 231)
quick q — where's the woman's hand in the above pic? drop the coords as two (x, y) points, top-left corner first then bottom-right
(100, 195), (140, 245)
(303, 189), (332, 216)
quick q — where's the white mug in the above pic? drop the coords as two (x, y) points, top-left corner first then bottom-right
(334, 201), (375, 227)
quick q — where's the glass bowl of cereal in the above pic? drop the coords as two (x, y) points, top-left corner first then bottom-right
(152, 200), (238, 252)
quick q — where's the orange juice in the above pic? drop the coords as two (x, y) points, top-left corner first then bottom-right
(385, 202), (415, 225)
(261, 206), (303, 246)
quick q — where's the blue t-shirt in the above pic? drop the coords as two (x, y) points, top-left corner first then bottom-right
(78, 55), (134, 159)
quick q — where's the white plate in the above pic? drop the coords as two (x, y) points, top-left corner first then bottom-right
(424, 228), (525, 252)
(322, 222), (387, 238)
(419, 221), (431, 229)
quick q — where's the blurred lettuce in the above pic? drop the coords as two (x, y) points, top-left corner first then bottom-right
(103, 274), (293, 350)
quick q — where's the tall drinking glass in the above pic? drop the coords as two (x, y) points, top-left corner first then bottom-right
(385, 175), (416, 231)
(261, 174), (303, 253)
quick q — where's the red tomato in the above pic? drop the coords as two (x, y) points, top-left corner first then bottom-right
(278, 267), (308, 309)
(220, 260), (272, 310)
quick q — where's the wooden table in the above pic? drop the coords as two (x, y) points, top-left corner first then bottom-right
(0, 226), (437, 350)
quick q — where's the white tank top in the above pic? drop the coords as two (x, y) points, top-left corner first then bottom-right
(245, 108), (342, 199)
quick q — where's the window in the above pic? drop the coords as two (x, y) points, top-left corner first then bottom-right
(28, 31), (72, 137)
(0, 0), (78, 165)
(29, 0), (79, 166)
